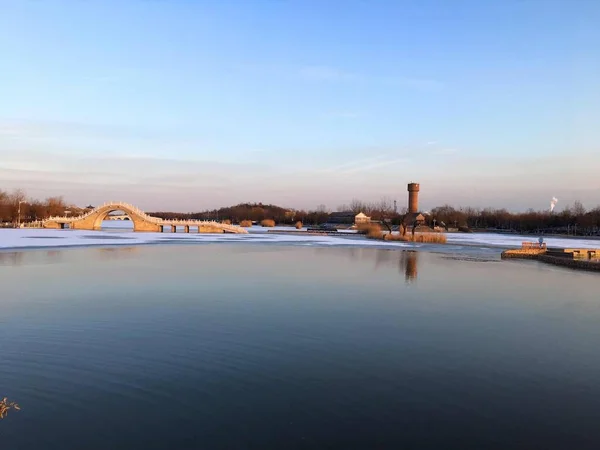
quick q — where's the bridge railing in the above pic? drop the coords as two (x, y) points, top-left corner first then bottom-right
(42, 202), (246, 232)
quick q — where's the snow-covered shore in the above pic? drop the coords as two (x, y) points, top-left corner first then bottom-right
(1, 227), (598, 254)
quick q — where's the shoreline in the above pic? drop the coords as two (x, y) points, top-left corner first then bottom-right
(1, 230), (599, 269)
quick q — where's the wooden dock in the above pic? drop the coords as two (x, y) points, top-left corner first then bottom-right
(502, 242), (600, 272)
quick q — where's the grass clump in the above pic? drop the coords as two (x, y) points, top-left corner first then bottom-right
(295, 221), (303, 229)
(387, 232), (447, 243)
(0, 398), (20, 419)
(221, 219), (232, 225)
(368, 229), (447, 244)
(358, 223), (382, 237)
(260, 219), (276, 227)
(239, 220), (253, 227)
(366, 224), (382, 238)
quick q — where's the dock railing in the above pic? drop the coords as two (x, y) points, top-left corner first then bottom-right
(522, 242), (547, 250)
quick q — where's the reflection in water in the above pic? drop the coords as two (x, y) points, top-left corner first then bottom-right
(374, 249), (395, 269)
(399, 251), (419, 283)
(46, 251), (63, 262)
(3, 245), (600, 448)
(0, 252), (24, 266)
(96, 247), (138, 260)
(341, 248), (420, 283)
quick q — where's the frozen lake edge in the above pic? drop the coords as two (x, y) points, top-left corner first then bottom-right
(1, 228), (599, 260)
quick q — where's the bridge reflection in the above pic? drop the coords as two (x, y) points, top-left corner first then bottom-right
(0, 252), (24, 266)
(96, 247), (139, 260)
(0, 250), (64, 266)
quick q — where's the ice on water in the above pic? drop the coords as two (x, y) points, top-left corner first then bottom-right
(1, 222), (599, 257)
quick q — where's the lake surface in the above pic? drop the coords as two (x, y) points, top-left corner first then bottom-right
(1, 245), (600, 449)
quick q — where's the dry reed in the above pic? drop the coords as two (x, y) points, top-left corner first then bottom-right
(0, 398), (20, 419)
(239, 220), (253, 227)
(360, 223), (382, 238)
(260, 219), (276, 227)
(221, 219), (232, 225)
(368, 230), (447, 244)
(295, 221), (303, 229)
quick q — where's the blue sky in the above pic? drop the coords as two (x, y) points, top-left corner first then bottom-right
(1, 0), (599, 211)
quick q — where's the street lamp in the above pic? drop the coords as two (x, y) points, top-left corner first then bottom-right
(17, 200), (26, 228)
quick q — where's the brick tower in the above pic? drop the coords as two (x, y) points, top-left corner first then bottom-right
(407, 183), (420, 214)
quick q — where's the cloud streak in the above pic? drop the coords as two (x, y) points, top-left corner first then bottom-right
(340, 157), (409, 174)
(318, 154), (391, 173)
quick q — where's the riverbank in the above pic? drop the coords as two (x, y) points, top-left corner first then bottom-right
(3, 229), (600, 274)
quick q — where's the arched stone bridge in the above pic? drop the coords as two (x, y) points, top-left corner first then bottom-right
(43, 202), (248, 234)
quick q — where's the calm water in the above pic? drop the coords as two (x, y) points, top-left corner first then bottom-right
(1, 245), (600, 449)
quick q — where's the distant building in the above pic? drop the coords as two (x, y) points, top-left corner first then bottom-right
(403, 212), (426, 227)
(354, 212), (371, 224)
(327, 211), (355, 225)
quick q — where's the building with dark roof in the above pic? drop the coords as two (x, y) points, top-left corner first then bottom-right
(326, 211), (356, 225)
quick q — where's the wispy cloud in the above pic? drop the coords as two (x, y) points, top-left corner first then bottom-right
(0, 118), (145, 140)
(340, 157), (409, 174)
(3, 145), (600, 212)
(317, 154), (410, 176)
(433, 148), (459, 156)
(319, 155), (391, 173)
(425, 140), (438, 146)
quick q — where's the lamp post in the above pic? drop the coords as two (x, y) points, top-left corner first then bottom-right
(17, 200), (26, 228)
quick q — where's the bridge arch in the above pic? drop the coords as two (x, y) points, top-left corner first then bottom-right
(89, 206), (141, 230)
(44, 202), (161, 232)
(78, 203), (160, 232)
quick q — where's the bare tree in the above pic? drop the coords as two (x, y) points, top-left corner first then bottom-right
(378, 196), (395, 215)
(7, 189), (27, 224)
(45, 196), (67, 217)
(349, 198), (366, 213)
(572, 200), (586, 218)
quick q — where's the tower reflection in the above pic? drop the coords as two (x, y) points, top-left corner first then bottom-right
(399, 251), (418, 283)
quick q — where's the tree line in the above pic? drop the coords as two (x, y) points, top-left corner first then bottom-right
(148, 203), (331, 226)
(428, 202), (600, 235)
(149, 198), (401, 226)
(340, 198), (600, 235)
(3, 188), (599, 235)
(0, 189), (74, 225)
